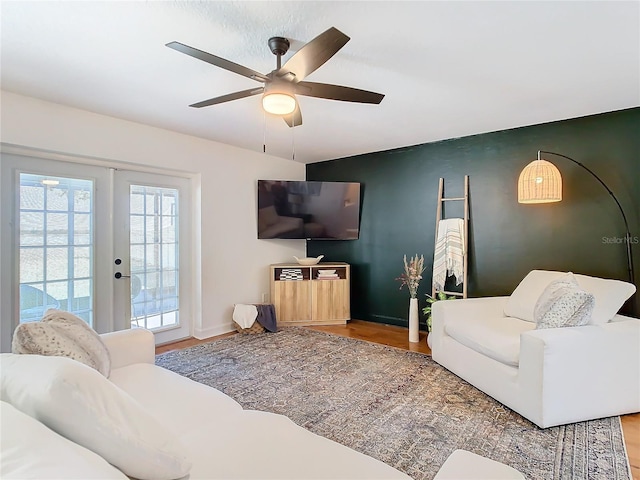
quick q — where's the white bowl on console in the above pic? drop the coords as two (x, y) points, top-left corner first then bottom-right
(294, 255), (324, 266)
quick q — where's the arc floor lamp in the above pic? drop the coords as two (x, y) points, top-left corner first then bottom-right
(518, 150), (635, 285)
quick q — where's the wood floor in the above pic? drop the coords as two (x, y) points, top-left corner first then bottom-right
(157, 320), (639, 479)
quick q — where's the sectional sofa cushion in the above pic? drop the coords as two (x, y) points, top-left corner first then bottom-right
(504, 270), (635, 325)
(12, 309), (111, 377)
(444, 315), (535, 367)
(534, 273), (595, 329)
(0, 353), (191, 480)
(108, 362), (243, 434)
(182, 408), (413, 479)
(0, 400), (128, 479)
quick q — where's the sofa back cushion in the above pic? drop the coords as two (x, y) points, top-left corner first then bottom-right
(0, 353), (191, 480)
(505, 270), (636, 324)
(574, 274), (635, 324)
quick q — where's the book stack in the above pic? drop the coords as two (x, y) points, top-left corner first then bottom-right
(317, 269), (339, 280)
(280, 268), (303, 281)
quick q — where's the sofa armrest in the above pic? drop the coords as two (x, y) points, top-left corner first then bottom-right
(431, 297), (509, 355)
(519, 317), (640, 426)
(100, 328), (155, 371)
(520, 317), (640, 374)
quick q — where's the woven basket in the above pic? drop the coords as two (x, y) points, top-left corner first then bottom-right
(233, 320), (265, 334)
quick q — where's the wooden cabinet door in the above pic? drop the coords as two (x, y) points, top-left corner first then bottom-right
(273, 280), (312, 322)
(311, 279), (350, 321)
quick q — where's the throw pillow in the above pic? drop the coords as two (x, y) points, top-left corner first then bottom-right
(0, 353), (192, 480)
(533, 273), (595, 329)
(12, 309), (111, 377)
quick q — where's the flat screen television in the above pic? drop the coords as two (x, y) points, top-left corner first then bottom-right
(257, 180), (361, 240)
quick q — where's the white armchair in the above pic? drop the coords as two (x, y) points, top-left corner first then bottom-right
(430, 271), (639, 428)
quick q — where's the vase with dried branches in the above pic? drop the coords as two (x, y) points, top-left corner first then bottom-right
(396, 254), (425, 342)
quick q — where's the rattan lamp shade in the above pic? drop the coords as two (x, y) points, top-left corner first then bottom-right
(518, 159), (562, 204)
(517, 150), (634, 285)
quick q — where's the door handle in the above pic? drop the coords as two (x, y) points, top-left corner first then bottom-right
(114, 272), (131, 279)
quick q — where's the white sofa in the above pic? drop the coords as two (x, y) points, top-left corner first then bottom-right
(1, 328), (411, 480)
(431, 270), (640, 428)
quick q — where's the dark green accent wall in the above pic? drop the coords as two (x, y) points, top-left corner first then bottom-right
(306, 108), (640, 326)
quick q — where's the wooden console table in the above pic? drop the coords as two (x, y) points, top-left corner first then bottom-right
(270, 262), (350, 326)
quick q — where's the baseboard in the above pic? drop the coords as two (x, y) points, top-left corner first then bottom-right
(365, 314), (427, 330)
(193, 322), (234, 340)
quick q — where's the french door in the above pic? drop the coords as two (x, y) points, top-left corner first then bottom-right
(113, 170), (191, 344)
(0, 153), (192, 351)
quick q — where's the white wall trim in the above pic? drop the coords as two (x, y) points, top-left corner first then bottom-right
(1, 142), (197, 178)
(193, 323), (235, 340)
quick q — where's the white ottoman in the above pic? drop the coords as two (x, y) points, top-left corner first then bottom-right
(434, 450), (525, 479)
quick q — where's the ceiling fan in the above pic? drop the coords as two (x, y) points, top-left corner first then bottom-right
(166, 27), (384, 127)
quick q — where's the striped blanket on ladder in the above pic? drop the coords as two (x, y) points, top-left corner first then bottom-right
(432, 218), (465, 292)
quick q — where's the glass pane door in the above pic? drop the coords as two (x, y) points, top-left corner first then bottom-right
(19, 174), (94, 324)
(113, 169), (191, 345)
(1, 155), (115, 352)
(0, 153), (191, 351)
(129, 185), (179, 330)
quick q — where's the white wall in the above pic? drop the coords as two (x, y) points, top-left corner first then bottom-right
(0, 91), (306, 339)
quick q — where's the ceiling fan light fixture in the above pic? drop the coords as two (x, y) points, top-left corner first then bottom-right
(168, 27), (383, 127)
(262, 92), (296, 115)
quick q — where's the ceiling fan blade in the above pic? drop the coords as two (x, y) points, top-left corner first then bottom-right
(283, 104), (302, 128)
(296, 81), (384, 104)
(189, 88), (263, 108)
(277, 27), (350, 82)
(166, 41), (269, 82)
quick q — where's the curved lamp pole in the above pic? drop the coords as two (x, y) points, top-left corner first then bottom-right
(518, 150), (635, 285)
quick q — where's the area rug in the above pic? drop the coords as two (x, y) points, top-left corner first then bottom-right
(156, 328), (631, 480)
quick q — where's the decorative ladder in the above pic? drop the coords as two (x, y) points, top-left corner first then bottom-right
(432, 175), (469, 299)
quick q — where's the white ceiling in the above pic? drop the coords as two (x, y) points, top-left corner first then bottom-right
(1, 1), (638, 164)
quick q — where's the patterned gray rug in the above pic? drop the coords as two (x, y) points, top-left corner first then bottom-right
(156, 328), (631, 480)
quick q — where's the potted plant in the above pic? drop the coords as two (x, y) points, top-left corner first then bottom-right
(423, 291), (457, 333)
